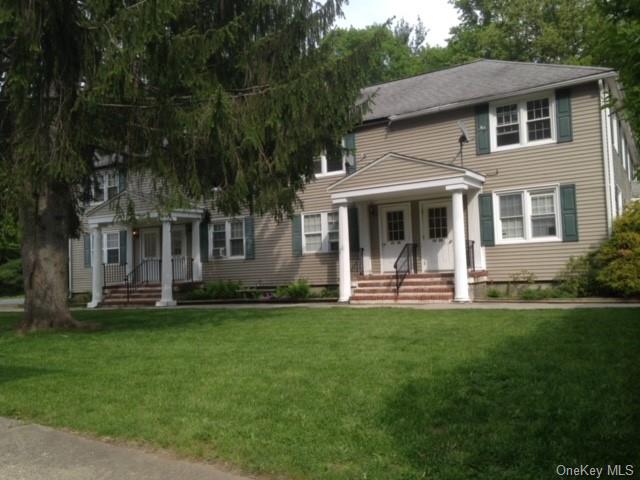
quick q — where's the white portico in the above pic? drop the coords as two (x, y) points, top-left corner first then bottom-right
(328, 153), (486, 303)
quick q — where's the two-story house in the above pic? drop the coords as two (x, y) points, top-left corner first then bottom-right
(69, 60), (638, 306)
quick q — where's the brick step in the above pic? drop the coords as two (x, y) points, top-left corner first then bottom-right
(104, 285), (161, 293)
(351, 294), (453, 303)
(358, 272), (454, 280)
(356, 279), (454, 287)
(353, 286), (454, 294)
(351, 292), (454, 300)
(101, 298), (158, 306)
(104, 294), (161, 301)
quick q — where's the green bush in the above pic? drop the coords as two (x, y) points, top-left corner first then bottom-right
(518, 287), (572, 301)
(276, 279), (311, 299)
(184, 280), (243, 300)
(320, 286), (339, 298)
(486, 288), (502, 298)
(0, 258), (23, 296)
(554, 254), (599, 297)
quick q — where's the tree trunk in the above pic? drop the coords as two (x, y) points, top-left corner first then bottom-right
(19, 181), (82, 332)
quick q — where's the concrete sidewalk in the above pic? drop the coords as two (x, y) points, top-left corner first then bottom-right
(0, 417), (253, 480)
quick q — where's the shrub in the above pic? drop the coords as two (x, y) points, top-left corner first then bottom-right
(0, 258), (23, 296)
(320, 286), (339, 298)
(184, 280), (243, 300)
(276, 279), (311, 299)
(486, 288), (502, 298)
(554, 254), (599, 297)
(518, 287), (572, 301)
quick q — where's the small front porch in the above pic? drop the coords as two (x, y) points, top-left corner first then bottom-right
(86, 210), (205, 308)
(329, 153), (487, 303)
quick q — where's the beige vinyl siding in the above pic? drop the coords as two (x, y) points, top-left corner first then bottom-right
(329, 156), (459, 193)
(70, 235), (92, 293)
(611, 130), (634, 204)
(348, 82), (608, 280)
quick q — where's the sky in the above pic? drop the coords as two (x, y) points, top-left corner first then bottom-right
(335, 0), (460, 47)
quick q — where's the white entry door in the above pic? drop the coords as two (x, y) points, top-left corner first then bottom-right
(420, 200), (454, 271)
(171, 225), (188, 281)
(140, 228), (161, 282)
(379, 204), (412, 272)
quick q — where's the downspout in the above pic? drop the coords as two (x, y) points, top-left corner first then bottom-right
(599, 79), (615, 235)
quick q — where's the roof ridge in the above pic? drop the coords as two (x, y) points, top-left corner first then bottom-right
(482, 58), (613, 71)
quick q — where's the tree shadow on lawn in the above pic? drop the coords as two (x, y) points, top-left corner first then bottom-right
(381, 309), (640, 480)
(0, 365), (54, 386)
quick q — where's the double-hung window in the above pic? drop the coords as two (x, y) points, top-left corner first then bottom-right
(622, 137), (628, 171)
(210, 219), (245, 259)
(490, 93), (555, 151)
(104, 232), (120, 264)
(611, 113), (619, 152)
(313, 136), (354, 177)
(302, 211), (339, 253)
(89, 170), (122, 204)
(495, 186), (561, 243)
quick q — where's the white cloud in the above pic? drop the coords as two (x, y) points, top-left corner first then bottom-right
(335, 0), (460, 47)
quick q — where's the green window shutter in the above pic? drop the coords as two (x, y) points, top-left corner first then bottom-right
(83, 234), (91, 267)
(556, 88), (573, 143)
(199, 220), (209, 261)
(119, 230), (127, 266)
(475, 104), (491, 155)
(118, 169), (127, 192)
(344, 133), (356, 174)
(244, 216), (255, 260)
(560, 184), (579, 242)
(348, 207), (359, 250)
(292, 214), (302, 257)
(478, 193), (495, 246)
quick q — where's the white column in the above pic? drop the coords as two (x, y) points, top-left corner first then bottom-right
(87, 225), (103, 308)
(466, 189), (486, 271)
(447, 185), (470, 302)
(126, 226), (134, 275)
(191, 219), (202, 282)
(338, 203), (352, 302)
(357, 203), (372, 275)
(156, 218), (176, 307)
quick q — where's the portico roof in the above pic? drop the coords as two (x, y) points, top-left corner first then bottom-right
(328, 152), (484, 203)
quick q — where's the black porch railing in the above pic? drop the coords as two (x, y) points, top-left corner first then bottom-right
(103, 263), (127, 286)
(125, 258), (161, 302)
(466, 240), (476, 272)
(171, 257), (194, 285)
(350, 248), (364, 277)
(393, 243), (418, 295)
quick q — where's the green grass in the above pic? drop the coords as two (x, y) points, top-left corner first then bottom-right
(0, 308), (638, 479)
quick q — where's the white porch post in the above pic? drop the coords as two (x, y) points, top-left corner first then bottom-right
(87, 225), (103, 308)
(357, 203), (372, 274)
(191, 219), (202, 282)
(126, 226), (134, 275)
(447, 185), (470, 302)
(466, 189), (486, 271)
(338, 203), (352, 302)
(156, 218), (176, 307)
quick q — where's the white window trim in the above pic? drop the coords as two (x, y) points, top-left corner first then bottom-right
(314, 153), (346, 178)
(91, 229), (121, 265)
(611, 113), (619, 152)
(89, 170), (122, 206)
(493, 184), (563, 245)
(615, 185), (623, 218)
(489, 92), (557, 152)
(301, 211), (339, 254)
(622, 136), (628, 171)
(209, 218), (246, 260)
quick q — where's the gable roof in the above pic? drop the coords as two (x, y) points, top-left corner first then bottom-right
(328, 152), (484, 194)
(362, 59), (615, 122)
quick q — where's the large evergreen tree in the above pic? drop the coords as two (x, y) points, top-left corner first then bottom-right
(0, 0), (375, 331)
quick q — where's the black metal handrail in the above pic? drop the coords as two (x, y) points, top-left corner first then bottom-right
(393, 243), (418, 295)
(466, 240), (476, 272)
(350, 248), (365, 277)
(171, 256), (194, 285)
(125, 259), (161, 302)
(103, 263), (127, 286)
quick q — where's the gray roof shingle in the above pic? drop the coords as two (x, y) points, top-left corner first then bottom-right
(361, 59), (614, 121)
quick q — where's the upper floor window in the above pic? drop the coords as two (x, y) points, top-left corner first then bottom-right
(302, 211), (339, 253)
(490, 94), (555, 151)
(611, 113), (619, 152)
(495, 186), (561, 244)
(313, 135), (355, 177)
(209, 218), (245, 259)
(622, 136), (628, 171)
(89, 170), (124, 204)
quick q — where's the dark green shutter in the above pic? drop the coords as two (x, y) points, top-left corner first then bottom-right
(475, 104), (490, 155)
(244, 216), (255, 260)
(199, 220), (209, 261)
(118, 169), (127, 192)
(344, 133), (356, 174)
(556, 89), (572, 143)
(119, 230), (127, 266)
(348, 207), (359, 251)
(478, 193), (495, 246)
(560, 184), (579, 242)
(292, 214), (302, 257)
(83, 234), (91, 267)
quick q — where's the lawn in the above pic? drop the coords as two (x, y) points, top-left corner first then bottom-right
(0, 307), (638, 479)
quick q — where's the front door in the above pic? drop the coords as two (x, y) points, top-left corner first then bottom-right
(420, 200), (454, 271)
(140, 228), (161, 282)
(379, 203), (412, 272)
(171, 225), (188, 281)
